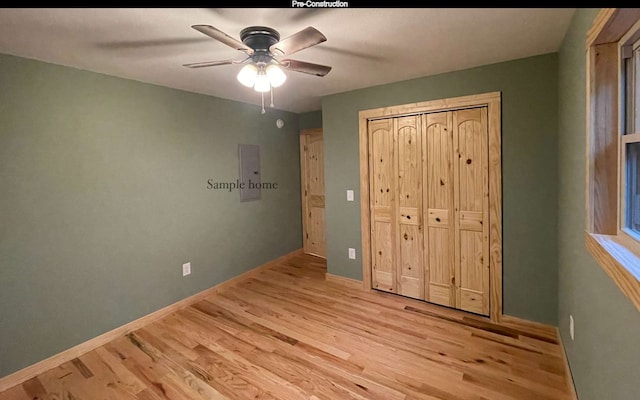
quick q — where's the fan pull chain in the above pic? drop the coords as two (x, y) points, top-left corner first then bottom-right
(270, 88), (275, 108)
(261, 91), (265, 114)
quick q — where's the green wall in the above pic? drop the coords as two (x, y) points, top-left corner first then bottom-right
(322, 54), (559, 324)
(558, 9), (640, 400)
(298, 110), (323, 130)
(0, 53), (302, 377)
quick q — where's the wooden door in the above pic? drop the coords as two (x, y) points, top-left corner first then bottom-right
(395, 116), (425, 299)
(300, 129), (326, 258)
(360, 92), (501, 320)
(369, 119), (396, 292)
(366, 107), (490, 316)
(424, 112), (456, 307)
(453, 108), (489, 315)
(369, 115), (425, 298)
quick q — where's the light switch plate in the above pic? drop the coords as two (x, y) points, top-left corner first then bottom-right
(347, 190), (354, 202)
(348, 248), (356, 259)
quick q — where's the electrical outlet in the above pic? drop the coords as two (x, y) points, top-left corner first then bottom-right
(347, 190), (354, 202)
(569, 314), (574, 341)
(348, 248), (356, 260)
(182, 262), (191, 277)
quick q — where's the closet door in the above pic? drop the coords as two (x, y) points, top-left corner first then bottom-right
(363, 95), (499, 318)
(369, 118), (397, 293)
(453, 108), (490, 315)
(367, 107), (490, 315)
(395, 116), (424, 299)
(424, 112), (456, 307)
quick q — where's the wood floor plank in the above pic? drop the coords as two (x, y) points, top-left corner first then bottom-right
(105, 336), (196, 400)
(175, 308), (387, 400)
(235, 279), (549, 378)
(188, 301), (405, 400)
(77, 349), (143, 399)
(233, 275), (568, 395)
(0, 253), (573, 400)
(129, 329), (229, 400)
(0, 385), (29, 400)
(225, 285), (467, 385)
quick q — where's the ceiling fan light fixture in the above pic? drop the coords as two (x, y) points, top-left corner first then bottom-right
(254, 71), (271, 93)
(237, 64), (258, 87)
(266, 64), (286, 88)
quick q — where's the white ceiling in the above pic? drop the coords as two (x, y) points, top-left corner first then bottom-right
(0, 8), (575, 113)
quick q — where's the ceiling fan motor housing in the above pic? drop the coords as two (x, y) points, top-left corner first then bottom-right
(240, 26), (280, 58)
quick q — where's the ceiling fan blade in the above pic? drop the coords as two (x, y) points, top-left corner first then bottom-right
(183, 59), (236, 68)
(191, 25), (254, 55)
(270, 27), (326, 56)
(281, 59), (332, 77)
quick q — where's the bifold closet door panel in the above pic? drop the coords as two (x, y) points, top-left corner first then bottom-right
(395, 115), (424, 300)
(424, 112), (456, 307)
(369, 118), (397, 293)
(453, 107), (490, 316)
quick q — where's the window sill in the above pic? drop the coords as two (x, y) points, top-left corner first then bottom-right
(585, 232), (640, 312)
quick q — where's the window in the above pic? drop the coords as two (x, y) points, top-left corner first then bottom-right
(625, 141), (640, 235)
(586, 8), (640, 312)
(622, 34), (640, 240)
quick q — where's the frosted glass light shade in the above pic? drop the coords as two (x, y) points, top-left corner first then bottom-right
(254, 72), (270, 92)
(237, 64), (258, 87)
(266, 65), (287, 87)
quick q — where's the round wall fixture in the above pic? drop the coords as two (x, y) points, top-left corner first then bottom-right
(276, 119), (285, 129)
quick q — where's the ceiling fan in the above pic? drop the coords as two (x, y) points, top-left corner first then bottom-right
(184, 24), (332, 112)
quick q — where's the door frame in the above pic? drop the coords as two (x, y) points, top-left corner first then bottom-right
(358, 92), (503, 322)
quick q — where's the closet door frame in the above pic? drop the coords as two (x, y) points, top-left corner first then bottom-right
(358, 92), (503, 322)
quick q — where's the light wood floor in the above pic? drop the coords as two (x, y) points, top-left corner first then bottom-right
(0, 253), (573, 400)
